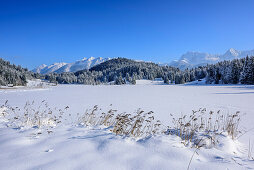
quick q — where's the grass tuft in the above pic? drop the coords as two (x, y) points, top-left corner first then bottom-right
(1, 101), (242, 148)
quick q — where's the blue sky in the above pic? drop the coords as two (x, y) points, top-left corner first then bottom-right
(0, 0), (254, 69)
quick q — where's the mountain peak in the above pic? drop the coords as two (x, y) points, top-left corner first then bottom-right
(229, 48), (236, 52)
(33, 57), (111, 74)
(52, 62), (66, 65)
(81, 56), (96, 61)
(171, 48), (254, 70)
(225, 48), (239, 56)
(39, 64), (47, 68)
(81, 57), (87, 61)
(88, 56), (95, 61)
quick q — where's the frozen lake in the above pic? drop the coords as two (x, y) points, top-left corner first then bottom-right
(1, 83), (254, 170)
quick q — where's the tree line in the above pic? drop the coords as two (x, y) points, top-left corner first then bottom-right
(0, 58), (37, 86)
(44, 56), (254, 85)
(44, 58), (208, 85)
(1, 56), (253, 86)
(205, 56), (254, 84)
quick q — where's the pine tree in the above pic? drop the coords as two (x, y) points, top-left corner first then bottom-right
(131, 77), (136, 85)
(164, 76), (170, 84)
(126, 73), (130, 82)
(230, 60), (240, 84)
(240, 56), (254, 84)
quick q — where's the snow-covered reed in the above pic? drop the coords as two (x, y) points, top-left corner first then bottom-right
(78, 105), (162, 138)
(166, 108), (241, 148)
(0, 100), (68, 129)
(0, 101), (241, 149)
(77, 105), (241, 148)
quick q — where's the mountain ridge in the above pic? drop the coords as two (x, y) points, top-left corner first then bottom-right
(169, 48), (254, 69)
(33, 48), (254, 73)
(33, 57), (111, 74)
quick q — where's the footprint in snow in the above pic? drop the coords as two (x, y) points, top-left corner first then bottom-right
(45, 149), (54, 152)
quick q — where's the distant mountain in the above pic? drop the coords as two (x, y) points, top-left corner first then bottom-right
(169, 48), (254, 69)
(32, 57), (111, 74)
(33, 48), (254, 73)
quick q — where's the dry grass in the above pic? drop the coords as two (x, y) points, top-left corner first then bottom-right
(78, 106), (241, 147)
(78, 106), (163, 138)
(0, 100), (68, 129)
(166, 108), (241, 147)
(248, 139), (254, 160)
(1, 101), (242, 147)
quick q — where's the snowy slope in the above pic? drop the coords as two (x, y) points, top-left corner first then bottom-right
(32, 57), (111, 74)
(170, 48), (254, 69)
(1, 84), (254, 170)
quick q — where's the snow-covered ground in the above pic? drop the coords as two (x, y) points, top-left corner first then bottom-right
(0, 79), (53, 90)
(1, 82), (254, 170)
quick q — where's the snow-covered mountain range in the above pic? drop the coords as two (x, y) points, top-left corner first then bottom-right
(33, 57), (111, 74)
(33, 48), (254, 74)
(169, 48), (254, 69)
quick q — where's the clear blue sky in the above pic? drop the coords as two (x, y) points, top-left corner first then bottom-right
(0, 0), (254, 69)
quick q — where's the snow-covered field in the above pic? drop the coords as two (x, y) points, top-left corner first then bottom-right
(1, 81), (254, 170)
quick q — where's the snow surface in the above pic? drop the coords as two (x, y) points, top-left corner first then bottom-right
(0, 79), (51, 90)
(1, 84), (254, 170)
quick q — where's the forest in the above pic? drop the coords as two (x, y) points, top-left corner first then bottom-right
(0, 56), (254, 86)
